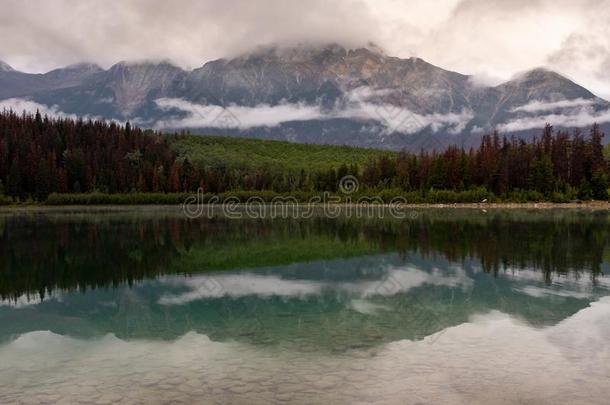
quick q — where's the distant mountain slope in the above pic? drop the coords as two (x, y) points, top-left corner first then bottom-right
(30, 61), (186, 118)
(0, 61), (102, 99)
(1, 44), (609, 150)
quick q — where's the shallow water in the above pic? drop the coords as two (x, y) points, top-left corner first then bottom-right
(0, 208), (609, 404)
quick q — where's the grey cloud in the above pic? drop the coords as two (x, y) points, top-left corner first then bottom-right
(0, 0), (376, 72)
(0, 0), (609, 99)
(397, 0), (610, 98)
(547, 21), (610, 98)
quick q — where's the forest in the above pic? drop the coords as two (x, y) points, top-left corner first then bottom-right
(0, 109), (608, 204)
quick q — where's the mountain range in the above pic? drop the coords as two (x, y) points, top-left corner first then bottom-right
(1, 44), (609, 150)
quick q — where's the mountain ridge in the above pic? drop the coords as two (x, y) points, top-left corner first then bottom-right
(1, 44), (608, 150)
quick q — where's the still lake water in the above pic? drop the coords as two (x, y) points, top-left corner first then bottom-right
(0, 207), (609, 404)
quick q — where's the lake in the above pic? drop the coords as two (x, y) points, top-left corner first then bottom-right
(1, 207), (609, 404)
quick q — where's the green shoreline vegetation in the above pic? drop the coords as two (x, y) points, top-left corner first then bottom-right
(38, 189), (608, 206)
(1, 110), (610, 205)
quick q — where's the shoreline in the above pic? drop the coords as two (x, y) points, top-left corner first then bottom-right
(1, 201), (610, 212)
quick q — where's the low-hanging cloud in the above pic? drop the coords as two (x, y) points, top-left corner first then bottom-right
(153, 96), (474, 135)
(0, 94), (474, 135)
(343, 86), (475, 134)
(511, 98), (596, 113)
(154, 98), (326, 130)
(0, 98), (77, 119)
(498, 106), (610, 132)
(0, 98), (109, 122)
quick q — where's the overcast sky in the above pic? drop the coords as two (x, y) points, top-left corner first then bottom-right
(1, 0), (609, 97)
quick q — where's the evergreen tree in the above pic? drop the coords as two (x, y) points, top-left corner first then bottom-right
(7, 159), (22, 199)
(590, 169), (609, 200)
(528, 156), (554, 196)
(34, 160), (52, 201)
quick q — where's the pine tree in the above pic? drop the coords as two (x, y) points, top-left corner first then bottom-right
(590, 169), (609, 200)
(528, 156), (555, 196)
(34, 160), (52, 201)
(7, 159), (22, 199)
(125, 121), (132, 137)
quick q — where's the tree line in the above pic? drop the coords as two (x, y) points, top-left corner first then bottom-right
(0, 109), (608, 202)
(360, 123), (609, 201)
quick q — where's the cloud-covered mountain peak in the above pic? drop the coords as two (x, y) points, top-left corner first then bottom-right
(241, 42), (383, 61)
(109, 59), (184, 72)
(512, 67), (565, 81)
(61, 62), (102, 72)
(44, 63), (103, 82)
(497, 67), (597, 101)
(0, 61), (14, 72)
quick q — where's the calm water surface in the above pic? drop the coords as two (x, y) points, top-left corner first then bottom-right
(0, 207), (609, 404)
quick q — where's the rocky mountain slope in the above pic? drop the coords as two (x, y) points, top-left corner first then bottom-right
(1, 44), (608, 150)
